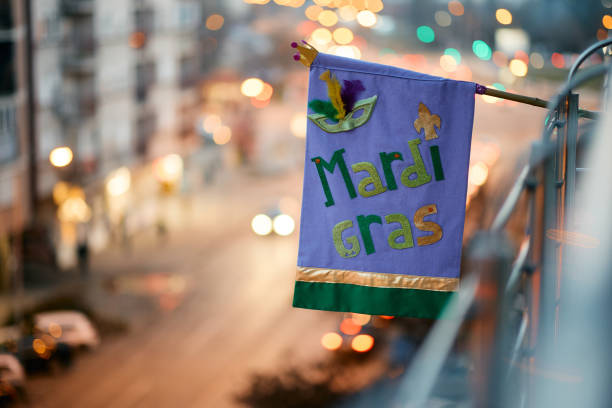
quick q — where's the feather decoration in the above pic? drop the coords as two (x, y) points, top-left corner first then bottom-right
(308, 99), (339, 122)
(319, 70), (346, 120)
(340, 79), (365, 112)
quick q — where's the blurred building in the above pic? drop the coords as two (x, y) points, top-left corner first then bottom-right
(34, 0), (205, 190)
(0, 1), (32, 246)
(0, 0), (217, 279)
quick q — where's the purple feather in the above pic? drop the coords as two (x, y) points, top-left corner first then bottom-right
(340, 80), (365, 112)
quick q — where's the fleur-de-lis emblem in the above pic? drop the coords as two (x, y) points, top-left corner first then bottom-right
(413, 102), (441, 140)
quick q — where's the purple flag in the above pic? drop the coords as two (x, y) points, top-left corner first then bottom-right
(293, 53), (475, 318)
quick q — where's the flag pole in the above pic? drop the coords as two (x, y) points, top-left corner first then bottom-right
(291, 42), (597, 119)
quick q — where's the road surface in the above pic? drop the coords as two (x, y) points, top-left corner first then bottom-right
(24, 169), (341, 408)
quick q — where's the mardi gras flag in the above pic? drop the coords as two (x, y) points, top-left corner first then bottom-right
(293, 52), (476, 318)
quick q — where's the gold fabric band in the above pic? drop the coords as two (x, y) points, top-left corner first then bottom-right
(296, 266), (459, 292)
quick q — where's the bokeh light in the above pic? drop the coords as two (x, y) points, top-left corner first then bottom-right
(356, 10), (377, 27)
(434, 10), (452, 27)
(203, 114), (222, 133)
(448, 1), (464, 16)
(530, 52), (544, 69)
(509, 58), (528, 77)
(213, 125), (232, 145)
(58, 196), (92, 223)
(340, 317), (362, 335)
(49, 146), (73, 168)
(153, 154), (183, 183)
(469, 162), (489, 186)
(338, 5), (358, 21)
(603, 14), (612, 29)
(52, 181), (70, 205)
(49, 323), (62, 338)
(33, 339), (47, 355)
(272, 214), (295, 236)
(333, 27), (354, 44)
(240, 78), (264, 97)
(128, 32), (146, 49)
(305, 5), (322, 20)
(551, 52), (565, 68)
(255, 83), (274, 101)
(455, 65), (472, 81)
(106, 167), (131, 196)
(472, 40), (492, 60)
(290, 113), (307, 138)
(440, 55), (458, 72)
(311, 27), (332, 45)
(597, 28), (608, 41)
(352, 0), (366, 10)
(332, 45), (361, 59)
(366, 0), (383, 12)
(514, 50), (529, 64)
(351, 334), (375, 352)
(321, 332), (342, 350)
(313, 0), (331, 5)
(416, 26), (435, 43)
(351, 313), (371, 326)
(251, 214), (272, 236)
(444, 48), (461, 64)
(495, 8), (512, 25)
(318, 10), (338, 27)
(205, 14), (224, 31)
(492, 51), (508, 68)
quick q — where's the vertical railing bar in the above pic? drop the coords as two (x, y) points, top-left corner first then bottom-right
(507, 311), (529, 379)
(564, 93), (579, 228)
(505, 237), (531, 294)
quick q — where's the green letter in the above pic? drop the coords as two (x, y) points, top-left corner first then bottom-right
(379, 152), (403, 190)
(429, 145), (445, 181)
(351, 161), (387, 198)
(400, 138), (432, 188)
(312, 148), (357, 207)
(332, 220), (360, 258)
(357, 214), (383, 255)
(385, 213), (414, 249)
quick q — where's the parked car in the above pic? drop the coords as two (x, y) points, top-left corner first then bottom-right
(0, 353), (25, 403)
(34, 311), (100, 350)
(15, 335), (72, 373)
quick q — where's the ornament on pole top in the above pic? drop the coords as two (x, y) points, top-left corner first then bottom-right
(291, 41), (318, 68)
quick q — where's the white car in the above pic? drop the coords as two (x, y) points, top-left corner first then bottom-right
(34, 311), (100, 350)
(0, 354), (25, 389)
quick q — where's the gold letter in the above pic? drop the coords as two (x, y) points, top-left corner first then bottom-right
(414, 204), (443, 246)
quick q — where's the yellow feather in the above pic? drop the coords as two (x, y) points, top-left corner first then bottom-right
(319, 70), (346, 120)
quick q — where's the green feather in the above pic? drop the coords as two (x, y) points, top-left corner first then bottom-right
(308, 99), (339, 123)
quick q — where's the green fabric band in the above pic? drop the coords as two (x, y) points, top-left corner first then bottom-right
(292, 281), (453, 319)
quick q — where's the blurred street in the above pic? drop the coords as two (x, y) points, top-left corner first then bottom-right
(0, 0), (607, 406)
(20, 168), (341, 408)
(17, 94), (564, 407)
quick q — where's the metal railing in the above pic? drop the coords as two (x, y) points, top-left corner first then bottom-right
(398, 40), (612, 407)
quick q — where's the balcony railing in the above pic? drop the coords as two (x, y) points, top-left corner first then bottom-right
(135, 60), (156, 103)
(135, 109), (156, 155)
(60, 0), (94, 17)
(0, 96), (18, 164)
(52, 86), (96, 123)
(61, 27), (96, 75)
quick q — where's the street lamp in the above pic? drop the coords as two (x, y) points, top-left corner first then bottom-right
(49, 146), (73, 168)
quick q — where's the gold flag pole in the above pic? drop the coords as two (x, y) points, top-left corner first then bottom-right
(291, 42), (596, 119)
